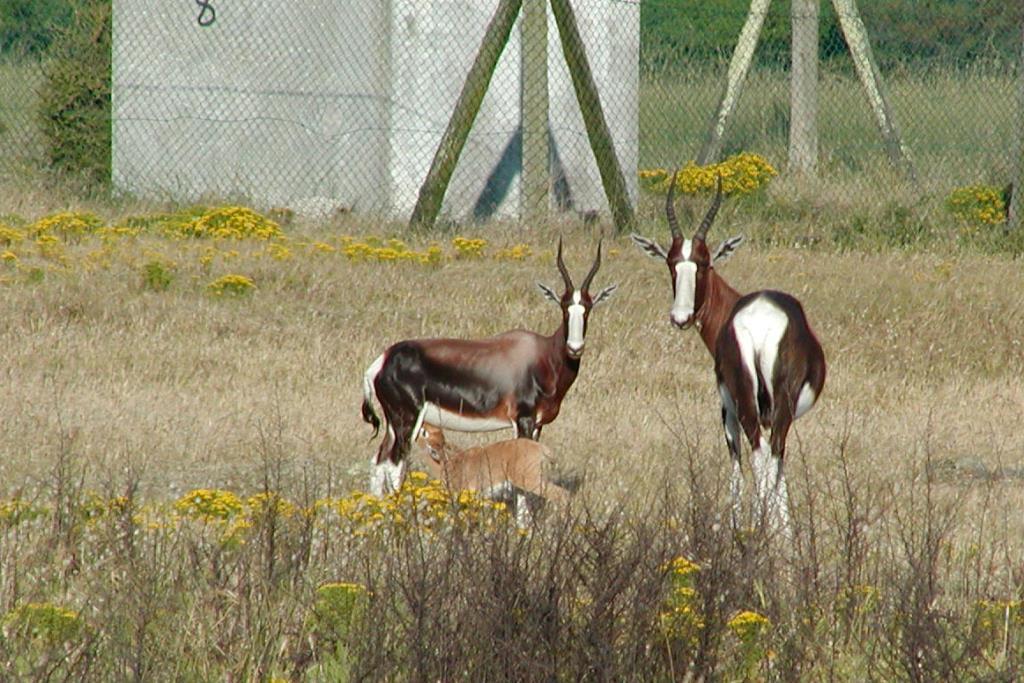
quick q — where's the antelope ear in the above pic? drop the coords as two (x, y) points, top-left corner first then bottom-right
(712, 235), (744, 264)
(630, 234), (668, 260)
(537, 282), (561, 304)
(592, 284), (618, 306)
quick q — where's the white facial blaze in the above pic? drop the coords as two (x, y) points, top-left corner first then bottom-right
(567, 290), (586, 354)
(671, 261), (697, 324)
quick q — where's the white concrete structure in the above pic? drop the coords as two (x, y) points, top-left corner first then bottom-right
(112, 0), (638, 220)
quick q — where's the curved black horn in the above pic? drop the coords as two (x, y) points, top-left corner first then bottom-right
(556, 237), (574, 291)
(665, 169), (682, 239)
(581, 239), (602, 293)
(694, 174), (724, 242)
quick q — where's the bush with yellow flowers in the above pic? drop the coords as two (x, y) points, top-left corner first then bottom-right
(974, 598), (1023, 652)
(79, 493), (131, 524)
(320, 471), (510, 536)
(0, 497), (48, 527)
(493, 244), (532, 261)
(946, 184), (1007, 228)
(310, 582), (369, 642)
(28, 211), (104, 240)
(3, 602), (84, 645)
(35, 234), (65, 262)
(0, 224), (26, 246)
(175, 488), (245, 521)
(170, 206), (283, 241)
(659, 555), (704, 646)
(340, 236), (443, 265)
(640, 152), (778, 197)
(208, 273), (256, 296)
(452, 236), (486, 259)
(727, 609), (773, 676)
(2, 601), (89, 679)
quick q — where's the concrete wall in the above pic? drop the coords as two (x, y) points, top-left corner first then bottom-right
(112, 0), (637, 220)
(113, 1), (391, 214)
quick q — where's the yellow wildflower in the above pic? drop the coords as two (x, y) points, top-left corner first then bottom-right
(208, 273), (255, 296)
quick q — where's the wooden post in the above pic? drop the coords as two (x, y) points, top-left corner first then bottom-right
(521, 0), (550, 224)
(698, 0), (773, 165)
(410, 0), (523, 229)
(831, 0), (915, 180)
(788, 0), (819, 175)
(1009, 18), (1024, 231)
(550, 0), (635, 232)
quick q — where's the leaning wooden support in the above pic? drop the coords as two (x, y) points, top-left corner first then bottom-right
(698, 0), (773, 166)
(1009, 19), (1024, 231)
(410, 0), (523, 229)
(788, 0), (819, 174)
(521, 0), (550, 224)
(550, 0), (635, 232)
(831, 0), (915, 181)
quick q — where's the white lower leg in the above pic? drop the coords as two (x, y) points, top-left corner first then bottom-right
(769, 460), (793, 539)
(730, 459), (745, 530)
(751, 438), (772, 523)
(515, 492), (532, 528)
(370, 458), (406, 496)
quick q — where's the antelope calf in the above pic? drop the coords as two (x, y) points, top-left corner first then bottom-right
(632, 174), (826, 537)
(413, 424), (574, 525)
(362, 239), (616, 495)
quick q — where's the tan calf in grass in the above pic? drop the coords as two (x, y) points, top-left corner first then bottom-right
(413, 424), (574, 525)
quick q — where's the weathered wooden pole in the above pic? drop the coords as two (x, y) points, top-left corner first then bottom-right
(1008, 18), (1024, 231)
(521, 0), (550, 224)
(831, 0), (915, 181)
(698, 0), (773, 165)
(788, 0), (819, 174)
(410, 0), (523, 229)
(549, 0), (635, 232)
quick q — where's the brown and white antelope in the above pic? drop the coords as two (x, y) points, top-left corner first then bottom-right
(631, 174), (826, 535)
(413, 424), (573, 525)
(361, 239), (616, 495)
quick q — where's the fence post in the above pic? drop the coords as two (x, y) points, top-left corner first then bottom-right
(1009, 18), (1024, 231)
(521, 0), (550, 225)
(788, 0), (818, 175)
(831, 0), (915, 181)
(410, 0), (523, 229)
(550, 0), (635, 232)
(698, 0), (773, 166)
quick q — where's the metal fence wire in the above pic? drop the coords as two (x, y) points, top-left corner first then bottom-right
(0, 1), (1020, 221)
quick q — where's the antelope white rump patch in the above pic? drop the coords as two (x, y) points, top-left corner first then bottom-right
(731, 296), (789, 406)
(363, 353), (385, 401)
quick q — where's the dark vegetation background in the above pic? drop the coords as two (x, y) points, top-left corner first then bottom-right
(640, 0), (1022, 71)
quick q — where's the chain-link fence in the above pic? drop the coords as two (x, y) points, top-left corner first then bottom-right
(1, 0), (1021, 223)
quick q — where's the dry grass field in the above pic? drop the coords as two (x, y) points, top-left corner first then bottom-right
(1, 188), (1023, 679)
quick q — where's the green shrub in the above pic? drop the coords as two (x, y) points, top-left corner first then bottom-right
(0, 0), (72, 55)
(141, 260), (174, 292)
(37, 0), (111, 186)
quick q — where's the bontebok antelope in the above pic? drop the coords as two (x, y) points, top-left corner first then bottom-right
(362, 239), (616, 495)
(631, 174), (826, 535)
